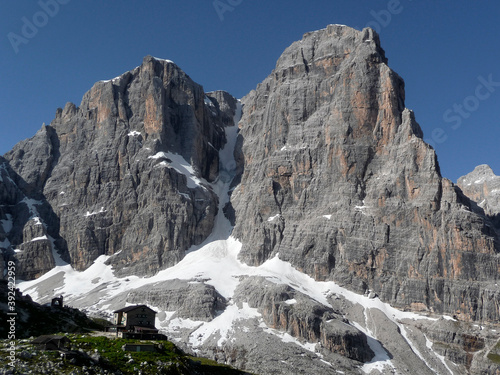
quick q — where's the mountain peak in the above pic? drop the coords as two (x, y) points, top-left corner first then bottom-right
(143, 54), (176, 65)
(472, 163), (495, 175)
(458, 164), (498, 186)
(275, 25), (387, 74)
(458, 163), (500, 218)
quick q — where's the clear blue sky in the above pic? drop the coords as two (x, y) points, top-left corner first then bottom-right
(1, 1), (499, 182)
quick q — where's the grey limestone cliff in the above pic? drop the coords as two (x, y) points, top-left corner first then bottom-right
(230, 25), (500, 322)
(4, 56), (238, 278)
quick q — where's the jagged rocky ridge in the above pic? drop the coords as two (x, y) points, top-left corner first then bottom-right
(2, 25), (500, 375)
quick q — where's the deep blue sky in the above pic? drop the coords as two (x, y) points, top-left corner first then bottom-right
(1, 1), (499, 182)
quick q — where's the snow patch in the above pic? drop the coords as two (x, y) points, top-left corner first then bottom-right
(218, 100), (241, 175)
(48, 234), (68, 267)
(85, 207), (106, 217)
(178, 192), (191, 200)
(190, 303), (261, 348)
(99, 66), (140, 84)
(19, 254), (117, 298)
(261, 323), (324, 359)
(30, 235), (48, 242)
(128, 131), (141, 137)
(425, 335), (454, 374)
(267, 214), (281, 222)
(351, 319), (396, 374)
(148, 152), (169, 160)
(322, 215), (332, 220)
(0, 163), (16, 185)
(165, 316), (202, 332)
(151, 56), (175, 64)
(204, 95), (217, 116)
(280, 144), (308, 151)
(399, 324), (438, 373)
(355, 200), (369, 215)
(21, 198), (43, 217)
(148, 151), (207, 190)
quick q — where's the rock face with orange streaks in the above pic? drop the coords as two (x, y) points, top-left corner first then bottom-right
(231, 25), (500, 321)
(3, 56), (238, 276)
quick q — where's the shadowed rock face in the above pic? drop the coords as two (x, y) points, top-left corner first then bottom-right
(0, 156), (68, 279)
(231, 25), (500, 321)
(3, 56), (238, 277)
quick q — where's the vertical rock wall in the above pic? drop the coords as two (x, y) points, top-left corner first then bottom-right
(231, 25), (500, 321)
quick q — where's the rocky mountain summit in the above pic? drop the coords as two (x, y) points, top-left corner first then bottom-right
(3, 25), (500, 374)
(3, 56), (237, 278)
(458, 165), (500, 222)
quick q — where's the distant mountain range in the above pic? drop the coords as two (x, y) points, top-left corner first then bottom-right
(2, 25), (499, 374)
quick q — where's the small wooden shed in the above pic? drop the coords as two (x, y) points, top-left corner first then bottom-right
(32, 335), (71, 350)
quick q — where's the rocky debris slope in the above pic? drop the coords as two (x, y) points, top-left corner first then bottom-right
(234, 277), (373, 362)
(231, 24), (500, 322)
(126, 279), (227, 322)
(4, 56), (238, 278)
